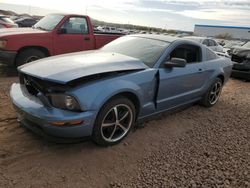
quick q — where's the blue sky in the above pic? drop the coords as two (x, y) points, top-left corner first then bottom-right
(1, 0), (250, 31)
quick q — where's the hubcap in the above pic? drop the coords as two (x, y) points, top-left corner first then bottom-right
(101, 104), (133, 142)
(209, 81), (222, 105)
(26, 56), (39, 63)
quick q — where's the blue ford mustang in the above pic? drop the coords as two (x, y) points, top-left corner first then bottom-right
(10, 35), (232, 146)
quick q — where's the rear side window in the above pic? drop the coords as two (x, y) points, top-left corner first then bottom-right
(61, 17), (89, 34)
(205, 48), (218, 60)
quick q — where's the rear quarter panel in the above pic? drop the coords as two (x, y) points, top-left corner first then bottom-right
(203, 56), (233, 92)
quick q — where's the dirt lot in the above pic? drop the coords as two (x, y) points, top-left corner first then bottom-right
(0, 69), (249, 187)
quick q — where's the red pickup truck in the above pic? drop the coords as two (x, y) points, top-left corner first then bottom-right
(0, 14), (123, 66)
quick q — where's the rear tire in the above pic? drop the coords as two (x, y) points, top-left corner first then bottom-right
(16, 48), (46, 67)
(200, 78), (223, 107)
(92, 97), (136, 146)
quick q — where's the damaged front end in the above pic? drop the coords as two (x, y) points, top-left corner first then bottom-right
(19, 72), (71, 108)
(18, 69), (143, 110)
(231, 50), (250, 80)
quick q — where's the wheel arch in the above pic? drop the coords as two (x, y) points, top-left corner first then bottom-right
(217, 74), (225, 84)
(15, 46), (50, 65)
(17, 46), (50, 56)
(107, 91), (141, 119)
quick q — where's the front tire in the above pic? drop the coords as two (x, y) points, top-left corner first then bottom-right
(16, 48), (46, 67)
(200, 78), (223, 107)
(92, 97), (136, 146)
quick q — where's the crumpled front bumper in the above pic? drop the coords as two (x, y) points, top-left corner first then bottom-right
(10, 83), (97, 141)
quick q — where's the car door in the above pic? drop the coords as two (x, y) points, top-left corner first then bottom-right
(53, 16), (95, 55)
(157, 44), (208, 111)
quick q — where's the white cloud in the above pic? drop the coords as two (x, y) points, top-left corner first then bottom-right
(176, 8), (249, 21)
(1, 0), (249, 30)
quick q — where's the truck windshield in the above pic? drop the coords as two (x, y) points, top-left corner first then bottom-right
(33, 14), (64, 31)
(101, 36), (169, 67)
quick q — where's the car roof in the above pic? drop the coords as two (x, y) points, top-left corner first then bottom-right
(130, 34), (179, 43)
(184, 36), (206, 39)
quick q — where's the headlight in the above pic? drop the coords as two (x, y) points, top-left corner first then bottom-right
(0, 39), (7, 49)
(233, 49), (240, 54)
(48, 94), (82, 111)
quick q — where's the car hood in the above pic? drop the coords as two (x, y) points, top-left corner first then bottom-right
(19, 51), (148, 84)
(0, 27), (47, 37)
(232, 46), (250, 55)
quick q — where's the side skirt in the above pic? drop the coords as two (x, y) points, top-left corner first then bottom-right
(137, 97), (202, 123)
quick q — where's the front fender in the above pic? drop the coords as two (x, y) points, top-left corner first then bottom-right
(94, 79), (143, 110)
(72, 79), (143, 111)
(4, 33), (52, 52)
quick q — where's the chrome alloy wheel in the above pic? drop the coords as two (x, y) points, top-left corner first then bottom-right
(209, 81), (222, 105)
(101, 104), (133, 142)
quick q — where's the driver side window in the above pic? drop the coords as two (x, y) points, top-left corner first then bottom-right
(61, 17), (89, 34)
(168, 44), (201, 64)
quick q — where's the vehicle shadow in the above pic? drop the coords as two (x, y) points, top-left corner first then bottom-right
(0, 64), (18, 78)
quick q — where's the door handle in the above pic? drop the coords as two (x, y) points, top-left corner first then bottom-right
(84, 37), (90, 41)
(198, 68), (203, 72)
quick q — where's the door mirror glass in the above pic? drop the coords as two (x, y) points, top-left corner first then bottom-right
(164, 58), (187, 68)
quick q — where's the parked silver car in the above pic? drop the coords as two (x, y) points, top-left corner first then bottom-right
(184, 36), (224, 53)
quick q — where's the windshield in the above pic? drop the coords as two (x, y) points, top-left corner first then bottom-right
(224, 42), (237, 48)
(0, 17), (14, 24)
(242, 42), (250, 48)
(33, 14), (64, 31)
(102, 36), (169, 67)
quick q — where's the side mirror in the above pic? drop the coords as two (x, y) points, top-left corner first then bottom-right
(164, 58), (187, 68)
(57, 28), (67, 34)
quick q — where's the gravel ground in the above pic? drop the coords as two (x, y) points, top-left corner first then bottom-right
(0, 73), (249, 188)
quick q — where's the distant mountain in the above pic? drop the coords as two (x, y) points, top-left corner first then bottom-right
(0, 9), (17, 16)
(0, 9), (43, 20)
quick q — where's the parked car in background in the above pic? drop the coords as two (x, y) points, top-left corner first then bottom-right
(223, 41), (245, 56)
(231, 41), (250, 81)
(10, 35), (233, 146)
(96, 26), (122, 34)
(15, 17), (38, 27)
(0, 13), (123, 67)
(184, 36), (224, 52)
(0, 15), (18, 28)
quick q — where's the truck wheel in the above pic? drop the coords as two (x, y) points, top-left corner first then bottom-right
(200, 78), (223, 107)
(92, 97), (136, 146)
(16, 48), (46, 67)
